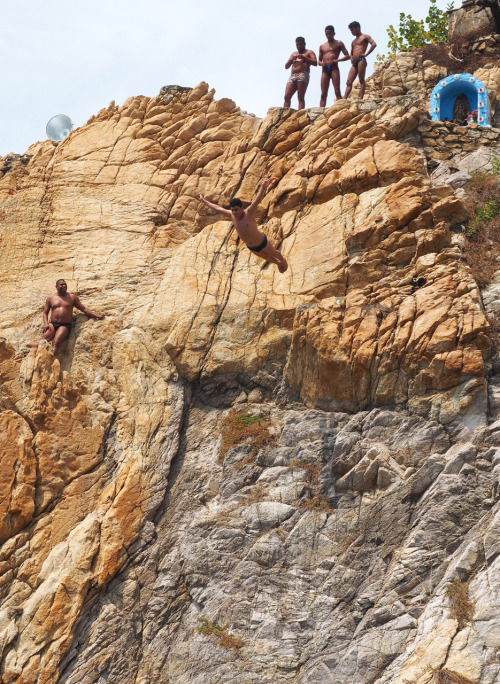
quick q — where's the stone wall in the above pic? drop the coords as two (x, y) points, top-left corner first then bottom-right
(417, 118), (500, 162)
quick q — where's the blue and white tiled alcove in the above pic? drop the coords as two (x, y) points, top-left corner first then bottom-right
(430, 73), (491, 126)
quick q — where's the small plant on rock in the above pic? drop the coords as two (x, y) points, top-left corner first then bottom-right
(196, 618), (243, 651)
(219, 410), (277, 462)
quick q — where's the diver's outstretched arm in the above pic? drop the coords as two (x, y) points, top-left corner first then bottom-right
(199, 195), (232, 218)
(247, 178), (275, 214)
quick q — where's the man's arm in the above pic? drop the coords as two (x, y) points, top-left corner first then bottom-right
(335, 42), (353, 63)
(247, 178), (274, 214)
(43, 298), (51, 331)
(73, 296), (105, 320)
(285, 52), (297, 69)
(363, 35), (377, 57)
(318, 45), (325, 66)
(302, 50), (318, 66)
(199, 195), (232, 218)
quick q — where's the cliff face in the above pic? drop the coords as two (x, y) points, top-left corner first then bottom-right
(0, 55), (499, 684)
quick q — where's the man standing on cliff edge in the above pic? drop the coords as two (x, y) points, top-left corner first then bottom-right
(283, 37), (317, 110)
(199, 178), (288, 273)
(336, 21), (376, 100)
(318, 25), (349, 105)
(27, 279), (105, 354)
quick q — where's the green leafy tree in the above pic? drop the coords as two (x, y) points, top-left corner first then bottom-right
(377, 0), (454, 62)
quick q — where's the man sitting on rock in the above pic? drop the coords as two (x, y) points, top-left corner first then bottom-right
(27, 279), (105, 354)
(199, 178), (289, 273)
(336, 21), (377, 100)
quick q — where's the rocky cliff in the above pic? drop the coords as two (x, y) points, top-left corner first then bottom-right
(0, 39), (500, 684)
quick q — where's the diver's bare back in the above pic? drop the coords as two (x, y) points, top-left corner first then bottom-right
(47, 293), (77, 323)
(352, 34), (372, 59)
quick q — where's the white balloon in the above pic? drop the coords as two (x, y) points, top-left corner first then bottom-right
(46, 114), (73, 142)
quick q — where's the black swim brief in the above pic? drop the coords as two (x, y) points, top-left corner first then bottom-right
(248, 234), (268, 252)
(352, 56), (367, 70)
(322, 64), (339, 76)
(52, 321), (72, 332)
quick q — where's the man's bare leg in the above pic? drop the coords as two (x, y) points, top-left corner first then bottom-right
(52, 326), (70, 354)
(26, 323), (55, 348)
(344, 65), (358, 99)
(320, 70), (330, 107)
(332, 70), (342, 100)
(27, 324), (69, 353)
(284, 82), (298, 108)
(296, 81), (308, 110)
(357, 60), (367, 99)
(252, 242), (288, 273)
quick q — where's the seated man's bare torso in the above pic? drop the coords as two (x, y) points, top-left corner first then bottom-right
(48, 293), (77, 323)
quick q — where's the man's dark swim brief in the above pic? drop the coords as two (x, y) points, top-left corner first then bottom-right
(322, 64), (339, 76)
(248, 234), (268, 252)
(352, 56), (367, 70)
(52, 322), (72, 332)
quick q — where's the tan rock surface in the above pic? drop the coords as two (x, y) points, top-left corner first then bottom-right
(0, 81), (494, 682)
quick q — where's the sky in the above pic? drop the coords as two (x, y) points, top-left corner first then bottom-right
(0, 0), (458, 156)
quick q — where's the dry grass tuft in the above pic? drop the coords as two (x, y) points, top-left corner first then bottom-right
(219, 410), (277, 462)
(300, 495), (334, 512)
(196, 618), (243, 651)
(445, 580), (474, 629)
(290, 460), (334, 513)
(432, 668), (478, 684)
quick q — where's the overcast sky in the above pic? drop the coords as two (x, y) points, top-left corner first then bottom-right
(0, 0), (458, 156)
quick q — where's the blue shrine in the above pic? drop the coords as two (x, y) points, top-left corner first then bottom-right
(430, 73), (490, 126)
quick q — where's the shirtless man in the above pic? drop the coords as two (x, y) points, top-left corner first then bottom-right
(199, 178), (288, 273)
(28, 279), (105, 353)
(284, 37), (317, 110)
(318, 25), (349, 105)
(337, 21), (376, 100)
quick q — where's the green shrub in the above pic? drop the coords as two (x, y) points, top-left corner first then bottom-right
(377, 0), (453, 62)
(468, 200), (500, 237)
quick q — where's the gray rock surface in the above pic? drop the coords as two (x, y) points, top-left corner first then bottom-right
(431, 146), (499, 189)
(58, 404), (500, 684)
